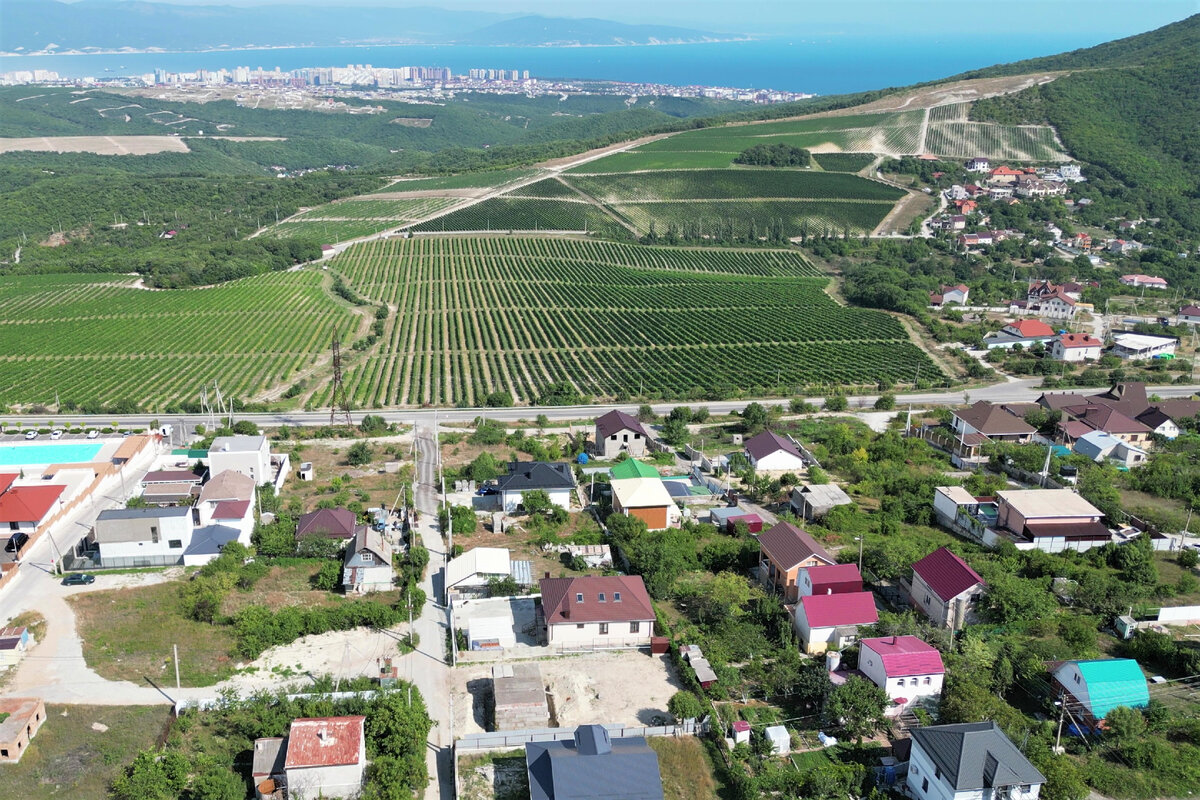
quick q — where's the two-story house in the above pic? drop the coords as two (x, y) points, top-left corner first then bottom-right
(342, 528), (394, 593)
(909, 547), (986, 630)
(907, 722), (1044, 800)
(594, 410), (652, 459)
(859, 635), (945, 707)
(757, 521), (835, 602)
(537, 575), (654, 648)
(995, 489), (1109, 552)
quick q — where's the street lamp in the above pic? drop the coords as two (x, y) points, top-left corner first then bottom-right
(855, 535), (864, 572)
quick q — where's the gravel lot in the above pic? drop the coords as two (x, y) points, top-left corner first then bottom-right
(453, 650), (683, 735)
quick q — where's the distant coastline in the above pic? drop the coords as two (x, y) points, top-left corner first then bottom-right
(0, 37), (755, 59)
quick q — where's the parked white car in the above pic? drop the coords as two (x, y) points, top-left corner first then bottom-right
(50, 429), (63, 440)
(24, 430), (38, 440)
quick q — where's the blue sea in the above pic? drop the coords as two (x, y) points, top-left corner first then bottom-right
(0, 33), (1114, 95)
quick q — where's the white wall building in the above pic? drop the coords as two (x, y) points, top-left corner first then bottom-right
(858, 636), (945, 705)
(908, 723), (1044, 800)
(208, 435), (271, 484)
(91, 507), (194, 566)
(282, 716), (366, 800)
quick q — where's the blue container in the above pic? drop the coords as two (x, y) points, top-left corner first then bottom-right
(577, 452), (589, 464)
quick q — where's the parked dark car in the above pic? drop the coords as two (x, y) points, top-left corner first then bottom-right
(4, 532), (29, 553)
(476, 485), (498, 496)
(62, 573), (96, 586)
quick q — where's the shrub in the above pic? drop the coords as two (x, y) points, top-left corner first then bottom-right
(347, 441), (373, 466)
(312, 561), (342, 591)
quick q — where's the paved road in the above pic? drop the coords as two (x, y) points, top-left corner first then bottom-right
(22, 381), (1200, 433)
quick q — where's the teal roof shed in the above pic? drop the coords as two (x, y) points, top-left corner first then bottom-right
(1054, 658), (1149, 721)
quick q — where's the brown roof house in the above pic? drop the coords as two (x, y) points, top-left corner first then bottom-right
(0, 697), (46, 764)
(756, 521), (834, 602)
(594, 410), (652, 459)
(744, 430), (807, 472)
(297, 508), (362, 541)
(945, 401), (1036, 466)
(538, 575), (654, 649)
(995, 490), (1110, 552)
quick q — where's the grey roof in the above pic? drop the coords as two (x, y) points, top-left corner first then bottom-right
(795, 483), (852, 506)
(97, 506), (191, 521)
(497, 462), (576, 492)
(910, 722), (1045, 791)
(209, 434), (266, 453)
(526, 725), (664, 800)
(252, 736), (287, 779)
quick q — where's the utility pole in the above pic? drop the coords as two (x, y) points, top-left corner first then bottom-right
(1055, 697), (1066, 753)
(174, 644), (181, 690)
(857, 535), (864, 571)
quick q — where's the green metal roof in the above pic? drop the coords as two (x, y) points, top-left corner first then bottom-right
(1074, 659), (1149, 719)
(609, 459), (660, 480)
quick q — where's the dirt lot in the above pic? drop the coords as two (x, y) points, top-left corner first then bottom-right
(453, 651), (684, 736)
(0, 135), (192, 155)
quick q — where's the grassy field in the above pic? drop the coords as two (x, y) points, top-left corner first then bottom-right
(327, 236), (943, 406)
(0, 270), (357, 410)
(649, 736), (722, 800)
(0, 704), (171, 800)
(69, 581), (241, 686)
(565, 149), (744, 172)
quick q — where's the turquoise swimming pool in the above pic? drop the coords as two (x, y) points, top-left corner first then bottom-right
(0, 442), (104, 466)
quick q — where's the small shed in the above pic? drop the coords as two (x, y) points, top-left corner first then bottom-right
(1116, 615), (1138, 640)
(468, 615), (516, 650)
(297, 462), (314, 481)
(732, 720), (751, 744)
(764, 725), (790, 756)
(690, 657), (718, 689)
(726, 513), (763, 534)
(708, 507), (745, 527)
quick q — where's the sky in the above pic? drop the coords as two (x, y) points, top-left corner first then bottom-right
(48, 0), (1199, 36)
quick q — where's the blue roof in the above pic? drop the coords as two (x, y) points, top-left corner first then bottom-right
(1072, 659), (1149, 719)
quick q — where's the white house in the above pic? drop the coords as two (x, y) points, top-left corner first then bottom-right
(1111, 333), (1177, 360)
(1072, 430), (1148, 468)
(907, 722), (1044, 800)
(593, 410), (652, 458)
(445, 547), (530, 597)
(744, 430), (807, 472)
(859, 636), (945, 706)
(1058, 163), (1084, 182)
(791, 591), (878, 654)
(0, 474), (65, 540)
(91, 507), (194, 567)
(1119, 274), (1168, 289)
(208, 435), (271, 484)
(537, 575), (654, 648)
(910, 546), (987, 630)
(1038, 292), (1078, 320)
(496, 462), (575, 513)
(282, 716), (367, 800)
(965, 157), (991, 172)
(1050, 333), (1103, 362)
(1177, 305), (1200, 326)
(341, 528), (394, 593)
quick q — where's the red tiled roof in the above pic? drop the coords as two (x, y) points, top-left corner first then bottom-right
(595, 410), (650, 440)
(861, 636), (945, 677)
(1056, 334), (1101, 349)
(0, 484), (65, 523)
(744, 430), (803, 462)
(799, 591), (878, 628)
(1180, 305), (1200, 317)
(285, 716), (365, 769)
(1006, 319), (1055, 338)
(212, 499), (251, 519)
(757, 521), (834, 570)
(0, 474), (16, 495)
(911, 547), (985, 603)
(539, 575), (654, 625)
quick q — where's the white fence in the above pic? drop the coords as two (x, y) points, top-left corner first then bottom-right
(456, 719), (705, 753)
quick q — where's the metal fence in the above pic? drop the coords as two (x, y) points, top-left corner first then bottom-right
(456, 720), (705, 753)
(552, 637), (652, 654)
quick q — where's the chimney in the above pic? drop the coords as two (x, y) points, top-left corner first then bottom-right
(544, 571), (550, 580)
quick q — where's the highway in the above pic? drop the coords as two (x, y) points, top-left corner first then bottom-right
(17, 379), (1200, 432)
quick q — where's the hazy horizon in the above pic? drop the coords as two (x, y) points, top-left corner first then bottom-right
(35, 0), (1199, 38)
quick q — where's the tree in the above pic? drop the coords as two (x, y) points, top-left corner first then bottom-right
(346, 441), (372, 466)
(465, 451), (502, 483)
(468, 417), (505, 445)
(189, 764), (246, 800)
(661, 415), (690, 446)
(981, 574), (1059, 624)
(689, 572), (752, 624)
(874, 393), (897, 411)
(1029, 747), (1088, 800)
(231, 420), (259, 436)
(296, 533), (343, 560)
(1104, 705), (1147, 741)
(824, 395), (848, 412)
(520, 489), (553, 515)
(484, 390), (513, 408)
(741, 402), (769, 432)
(111, 750), (189, 800)
(637, 404), (656, 422)
(360, 414), (388, 434)
(824, 676), (887, 744)
(312, 560), (342, 591)
(668, 691), (705, 721)
(807, 466), (830, 485)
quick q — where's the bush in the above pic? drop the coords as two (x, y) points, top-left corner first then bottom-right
(667, 690), (705, 721)
(347, 441), (372, 466)
(1177, 548), (1199, 569)
(874, 393), (896, 410)
(312, 561), (342, 591)
(824, 395), (848, 412)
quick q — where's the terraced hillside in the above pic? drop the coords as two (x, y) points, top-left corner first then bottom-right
(328, 236), (944, 406)
(0, 271), (357, 410)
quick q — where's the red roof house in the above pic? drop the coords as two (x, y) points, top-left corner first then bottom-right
(280, 715), (367, 798)
(793, 591), (878, 653)
(538, 575), (655, 646)
(0, 478), (66, 534)
(859, 636), (946, 703)
(1002, 319), (1056, 339)
(910, 547), (986, 629)
(798, 563), (863, 597)
(297, 507), (360, 540)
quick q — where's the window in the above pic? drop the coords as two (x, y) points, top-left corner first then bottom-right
(610, 434), (618, 441)
(910, 678), (919, 686)
(923, 676), (932, 685)
(577, 623), (585, 629)
(924, 594), (931, 606)
(598, 623), (609, 635)
(896, 680), (905, 687)
(9, 522), (18, 531)
(613, 592), (621, 602)
(362, 553), (374, 564)
(168, 540), (183, 549)
(576, 593), (584, 603)
(922, 778), (929, 793)
(634, 433), (641, 440)
(1020, 786), (1031, 793)
(598, 593), (606, 603)
(911, 766), (919, 776)
(0, 748), (6, 757)
(623, 434), (629, 442)
(934, 767), (941, 780)
(1073, 673), (1080, 684)
(630, 622), (640, 634)
(150, 525), (159, 544)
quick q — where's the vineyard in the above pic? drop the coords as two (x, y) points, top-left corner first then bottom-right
(291, 197), (464, 221)
(924, 120), (1067, 162)
(368, 169), (537, 193)
(407, 198), (628, 236)
(260, 219), (403, 242)
(327, 236), (942, 407)
(565, 170), (905, 204)
(813, 153), (877, 172)
(610, 200), (896, 237)
(0, 271), (358, 410)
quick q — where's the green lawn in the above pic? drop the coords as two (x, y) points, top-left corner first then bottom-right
(69, 582), (240, 687)
(650, 736), (722, 800)
(0, 704), (171, 800)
